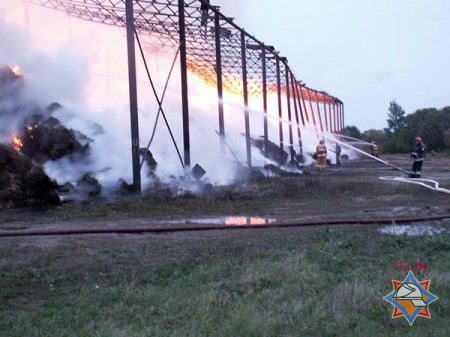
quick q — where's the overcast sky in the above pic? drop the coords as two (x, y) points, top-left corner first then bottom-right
(217, 0), (450, 131)
(1, 0), (450, 132)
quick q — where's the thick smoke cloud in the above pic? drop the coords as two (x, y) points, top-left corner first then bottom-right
(1, 1), (352, 199)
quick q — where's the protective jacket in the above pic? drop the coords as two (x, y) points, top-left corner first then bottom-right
(316, 144), (327, 158)
(370, 144), (379, 157)
(411, 142), (424, 178)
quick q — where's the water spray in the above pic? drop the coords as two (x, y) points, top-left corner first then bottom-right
(320, 134), (410, 175)
(326, 135), (450, 194)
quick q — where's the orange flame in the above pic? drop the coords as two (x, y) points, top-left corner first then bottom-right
(12, 135), (24, 151)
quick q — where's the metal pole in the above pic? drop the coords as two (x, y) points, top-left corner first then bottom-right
(284, 61), (294, 162)
(125, 0), (141, 194)
(241, 32), (252, 167)
(337, 101), (342, 133)
(178, 0), (190, 168)
(323, 94), (329, 132)
(333, 99), (337, 134)
(306, 88), (319, 136)
(214, 11), (225, 155)
(314, 90), (324, 135)
(275, 56), (284, 163)
(261, 46), (269, 159)
(298, 84), (309, 125)
(328, 98), (333, 133)
(289, 71), (303, 157)
(294, 81), (305, 126)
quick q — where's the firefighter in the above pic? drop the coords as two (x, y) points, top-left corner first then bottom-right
(335, 142), (342, 165)
(370, 141), (379, 158)
(410, 136), (424, 178)
(316, 139), (327, 169)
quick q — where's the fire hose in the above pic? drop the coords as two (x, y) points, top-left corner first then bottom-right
(379, 176), (450, 194)
(330, 137), (450, 194)
(0, 214), (449, 238)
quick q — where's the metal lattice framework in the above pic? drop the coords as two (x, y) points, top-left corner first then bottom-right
(23, 0), (345, 192)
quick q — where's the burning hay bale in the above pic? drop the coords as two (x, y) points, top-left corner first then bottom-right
(18, 114), (89, 164)
(0, 64), (98, 205)
(0, 144), (61, 208)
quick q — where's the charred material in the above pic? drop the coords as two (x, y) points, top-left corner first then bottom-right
(139, 148), (157, 177)
(0, 144), (61, 208)
(19, 115), (89, 164)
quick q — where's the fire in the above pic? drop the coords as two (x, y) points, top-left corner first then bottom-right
(12, 135), (24, 151)
(11, 65), (21, 76)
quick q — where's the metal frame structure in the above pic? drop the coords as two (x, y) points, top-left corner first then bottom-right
(23, 0), (345, 193)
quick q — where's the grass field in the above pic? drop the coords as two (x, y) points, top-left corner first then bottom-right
(1, 224), (449, 336)
(1, 156), (449, 336)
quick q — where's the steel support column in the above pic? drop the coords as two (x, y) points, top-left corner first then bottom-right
(289, 71), (303, 157)
(333, 99), (337, 134)
(338, 101), (341, 133)
(125, 0), (141, 194)
(328, 98), (333, 133)
(275, 56), (284, 163)
(284, 61), (294, 162)
(178, 0), (190, 168)
(262, 46), (269, 159)
(314, 90), (324, 135)
(299, 85), (309, 125)
(214, 11), (225, 155)
(241, 32), (251, 167)
(306, 88), (319, 136)
(295, 82), (306, 126)
(323, 95), (329, 133)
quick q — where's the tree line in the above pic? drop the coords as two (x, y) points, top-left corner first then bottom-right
(344, 100), (450, 154)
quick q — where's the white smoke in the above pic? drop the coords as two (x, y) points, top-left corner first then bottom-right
(1, 1), (351, 199)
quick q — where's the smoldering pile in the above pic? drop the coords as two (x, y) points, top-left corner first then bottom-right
(0, 65), (155, 208)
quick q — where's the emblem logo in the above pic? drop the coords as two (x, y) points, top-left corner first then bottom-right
(383, 271), (438, 325)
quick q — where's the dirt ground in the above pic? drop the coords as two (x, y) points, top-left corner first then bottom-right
(0, 154), (449, 236)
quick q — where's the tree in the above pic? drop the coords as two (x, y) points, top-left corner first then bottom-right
(386, 100), (407, 134)
(362, 129), (387, 145)
(343, 125), (362, 139)
(406, 107), (450, 152)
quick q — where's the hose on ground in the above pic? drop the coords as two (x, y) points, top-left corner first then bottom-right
(379, 176), (450, 194)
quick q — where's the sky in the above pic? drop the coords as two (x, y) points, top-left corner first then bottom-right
(1, 0), (449, 132)
(217, 0), (450, 131)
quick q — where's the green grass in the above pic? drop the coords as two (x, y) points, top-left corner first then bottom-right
(1, 225), (449, 336)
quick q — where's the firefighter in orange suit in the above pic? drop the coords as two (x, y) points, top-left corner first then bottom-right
(316, 140), (327, 169)
(370, 141), (379, 158)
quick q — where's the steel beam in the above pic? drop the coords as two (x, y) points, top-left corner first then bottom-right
(275, 56), (283, 163)
(214, 11), (225, 155)
(284, 61), (294, 162)
(178, 0), (190, 168)
(261, 46), (269, 159)
(241, 31), (251, 167)
(125, 0), (141, 194)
